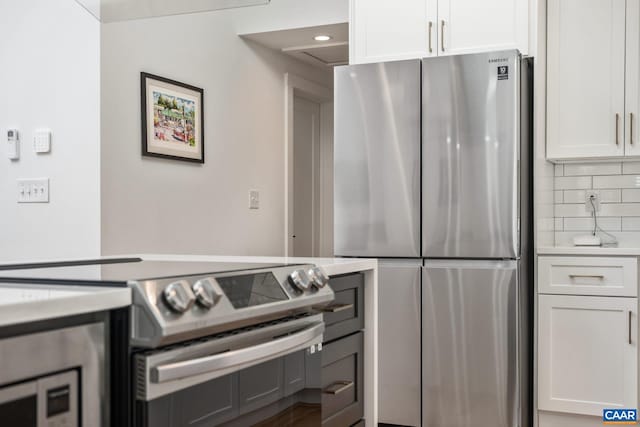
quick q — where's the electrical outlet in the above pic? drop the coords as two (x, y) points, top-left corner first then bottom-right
(585, 190), (600, 213)
(17, 178), (49, 203)
(249, 189), (259, 209)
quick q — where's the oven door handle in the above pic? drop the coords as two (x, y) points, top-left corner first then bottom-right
(151, 322), (325, 383)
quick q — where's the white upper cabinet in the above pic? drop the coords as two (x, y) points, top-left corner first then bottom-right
(349, 0), (528, 64)
(547, 0), (626, 160)
(438, 0), (528, 56)
(626, 0), (640, 156)
(350, 0), (437, 63)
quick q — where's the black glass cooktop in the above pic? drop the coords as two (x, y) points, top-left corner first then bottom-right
(0, 258), (295, 287)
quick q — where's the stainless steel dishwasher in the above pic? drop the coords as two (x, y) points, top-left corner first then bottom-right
(0, 322), (106, 426)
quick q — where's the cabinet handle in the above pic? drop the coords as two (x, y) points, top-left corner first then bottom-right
(568, 274), (604, 279)
(629, 311), (633, 345)
(616, 113), (620, 145)
(631, 113), (635, 145)
(323, 380), (354, 395)
(428, 21), (433, 53)
(441, 20), (445, 52)
(317, 303), (354, 313)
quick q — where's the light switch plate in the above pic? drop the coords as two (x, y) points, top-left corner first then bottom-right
(33, 129), (51, 153)
(249, 189), (259, 209)
(18, 178), (49, 203)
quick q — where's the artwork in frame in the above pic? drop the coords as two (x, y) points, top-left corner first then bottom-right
(141, 72), (204, 163)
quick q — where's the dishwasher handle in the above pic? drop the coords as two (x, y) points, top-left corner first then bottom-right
(151, 322), (324, 383)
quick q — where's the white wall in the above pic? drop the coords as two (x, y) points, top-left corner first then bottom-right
(100, 9), (333, 256)
(0, 0), (101, 262)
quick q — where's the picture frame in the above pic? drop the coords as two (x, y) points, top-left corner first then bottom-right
(141, 72), (204, 163)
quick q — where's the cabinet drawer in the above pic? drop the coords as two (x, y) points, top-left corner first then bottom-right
(322, 273), (365, 342)
(538, 256), (637, 296)
(321, 332), (364, 427)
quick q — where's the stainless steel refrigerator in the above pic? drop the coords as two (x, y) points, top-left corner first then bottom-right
(334, 50), (533, 427)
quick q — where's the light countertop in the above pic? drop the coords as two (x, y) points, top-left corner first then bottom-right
(0, 283), (131, 328)
(137, 253), (378, 276)
(538, 246), (640, 256)
(0, 255), (375, 329)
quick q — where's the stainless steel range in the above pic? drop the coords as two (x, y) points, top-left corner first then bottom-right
(125, 261), (334, 348)
(0, 259), (335, 427)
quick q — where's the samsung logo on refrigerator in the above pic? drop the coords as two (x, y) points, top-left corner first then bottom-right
(489, 57), (509, 63)
(603, 409), (638, 424)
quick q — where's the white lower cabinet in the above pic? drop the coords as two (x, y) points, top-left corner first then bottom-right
(538, 294), (637, 417)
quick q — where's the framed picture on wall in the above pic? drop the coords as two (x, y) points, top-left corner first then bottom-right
(141, 72), (204, 163)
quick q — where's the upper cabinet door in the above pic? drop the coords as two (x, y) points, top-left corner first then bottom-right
(546, 0), (626, 160)
(626, 0), (640, 155)
(350, 0), (437, 64)
(437, 0), (528, 55)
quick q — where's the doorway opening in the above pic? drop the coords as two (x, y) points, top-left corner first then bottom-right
(284, 73), (333, 257)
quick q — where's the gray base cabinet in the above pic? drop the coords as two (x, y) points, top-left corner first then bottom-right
(322, 331), (364, 427)
(323, 273), (365, 342)
(322, 273), (366, 427)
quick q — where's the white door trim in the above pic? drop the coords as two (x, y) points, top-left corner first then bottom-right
(284, 73), (333, 257)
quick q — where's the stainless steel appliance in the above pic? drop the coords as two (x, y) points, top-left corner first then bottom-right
(334, 50), (533, 427)
(0, 259), (334, 426)
(0, 323), (105, 426)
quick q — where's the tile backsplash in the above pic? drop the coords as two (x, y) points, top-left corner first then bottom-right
(554, 162), (640, 246)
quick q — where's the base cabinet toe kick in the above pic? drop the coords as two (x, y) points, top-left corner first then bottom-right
(537, 255), (639, 427)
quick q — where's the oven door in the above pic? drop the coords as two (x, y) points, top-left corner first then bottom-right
(134, 314), (325, 427)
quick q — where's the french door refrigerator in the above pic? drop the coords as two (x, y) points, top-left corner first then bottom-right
(334, 50), (533, 427)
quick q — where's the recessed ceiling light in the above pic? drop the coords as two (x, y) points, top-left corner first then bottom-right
(314, 35), (332, 42)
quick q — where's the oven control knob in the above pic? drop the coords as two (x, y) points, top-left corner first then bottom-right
(163, 281), (195, 313)
(192, 278), (218, 309)
(307, 266), (329, 288)
(288, 269), (312, 291)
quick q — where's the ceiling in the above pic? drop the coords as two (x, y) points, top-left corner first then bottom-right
(75, 0), (270, 22)
(241, 23), (349, 69)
